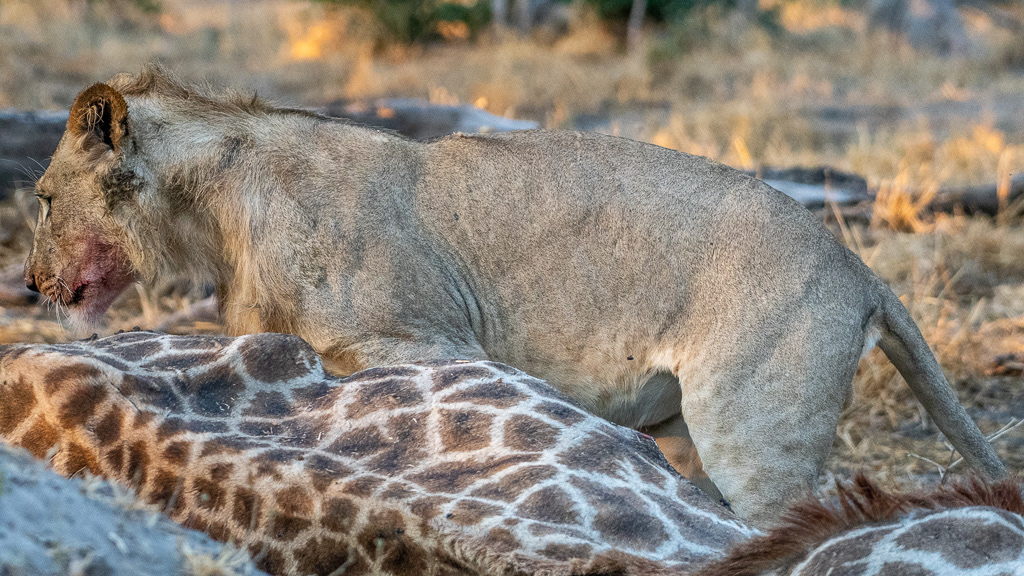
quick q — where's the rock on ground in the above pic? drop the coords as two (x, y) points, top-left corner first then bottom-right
(0, 442), (269, 576)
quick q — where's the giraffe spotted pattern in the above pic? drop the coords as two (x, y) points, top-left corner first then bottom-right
(790, 507), (1024, 575)
(0, 331), (753, 576)
(696, 474), (1024, 576)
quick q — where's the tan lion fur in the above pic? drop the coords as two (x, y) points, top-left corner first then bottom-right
(24, 66), (1006, 525)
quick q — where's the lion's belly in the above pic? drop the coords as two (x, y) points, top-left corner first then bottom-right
(488, 341), (684, 429)
(591, 369), (683, 429)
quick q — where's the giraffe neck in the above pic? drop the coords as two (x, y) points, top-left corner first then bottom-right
(696, 474), (1024, 576)
(0, 331), (753, 576)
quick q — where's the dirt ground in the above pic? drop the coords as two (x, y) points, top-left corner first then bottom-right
(1, 0), (1022, 498)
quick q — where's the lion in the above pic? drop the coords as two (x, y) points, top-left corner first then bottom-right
(23, 67), (1005, 526)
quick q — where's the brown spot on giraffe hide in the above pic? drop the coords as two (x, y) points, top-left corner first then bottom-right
(342, 475), (386, 497)
(275, 485), (314, 516)
(482, 527), (521, 554)
(162, 440), (192, 465)
(504, 414), (558, 452)
(792, 524), (895, 575)
(534, 400), (587, 425)
(59, 384), (110, 429)
(270, 513), (312, 542)
(0, 375), (35, 434)
(894, 514), (1024, 568)
(378, 481), (418, 502)
(93, 408), (124, 446)
(43, 364), (104, 395)
(538, 542), (594, 561)
(233, 487), (261, 527)
(516, 485), (580, 524)
(62, 441), (101, 476)
(358, 509), (428, 575)
(103, 445), (125, 472)
(239, 333), (317, 383)
(121, 374), (181, 412)
(254, 547), (287, 575)
(519, 377), (575, 401)
(322, 496), (359, 533)
(648, 491), (737, 550)
(469, 464), (558, 502)
(430, 365), (495, 391)
(572, 476), (669, 551)
(194, 476), (228, 511)
(126, 439), (150, 487)
(187, 363), (246, 417)
(409, 496), (447, 522)
(558, 430), (665, 489)
(104, 338), (162, 361)
(410, 454), (536, 492)
(205, 520), (232, 542)
(447, 499), (504, 526)
(243, 390), (293, 417)
(156, 417), (187, 439)
(367, 413), (428, 475)
(291, 381), (334, 407)
(441, 382), (527, 408)
(252, 448), (305, 479)
(439, 409), (493, 452)
(277, 414), (331, 448)
(328, 425), (389, 458)
(149, 468), (184, 510)
(295, 536), (351, 575)
(347, 377), (424, 419)
(20, 417), (59, 458)
(132, 410), (156, 429)
(304, 454), (352, 492)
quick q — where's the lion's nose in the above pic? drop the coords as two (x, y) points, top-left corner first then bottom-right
(24, 271), (39, 293)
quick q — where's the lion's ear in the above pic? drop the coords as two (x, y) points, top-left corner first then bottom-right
(68, 83), (129, 154)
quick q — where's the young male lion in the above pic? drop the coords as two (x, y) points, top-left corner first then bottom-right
(23, 67), (1005, 526)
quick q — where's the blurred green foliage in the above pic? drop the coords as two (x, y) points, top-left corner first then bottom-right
(311, 0), (492, 43)
(88, 0), (163, 15)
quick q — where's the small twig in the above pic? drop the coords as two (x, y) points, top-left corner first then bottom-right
(909, 452), (948, 481)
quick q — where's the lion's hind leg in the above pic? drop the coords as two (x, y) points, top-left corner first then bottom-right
(668, 319), (866, 527)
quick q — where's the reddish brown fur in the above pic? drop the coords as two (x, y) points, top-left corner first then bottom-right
(695, 473), (1024, 576)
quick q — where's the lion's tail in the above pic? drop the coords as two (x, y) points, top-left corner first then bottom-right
(876, 285), (1007, 479)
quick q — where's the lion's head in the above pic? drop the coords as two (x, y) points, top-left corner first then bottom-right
(24, 83), (151, 326)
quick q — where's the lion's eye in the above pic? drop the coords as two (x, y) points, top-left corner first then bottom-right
(34, 193), (51, 220)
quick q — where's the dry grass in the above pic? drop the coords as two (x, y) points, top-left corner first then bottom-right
(830, 215), (1024, 489)
(181, 544), (256, 576)
(1, 0), (1023, 493)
